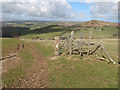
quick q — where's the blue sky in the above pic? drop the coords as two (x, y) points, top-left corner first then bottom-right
(68, 2), (118, 22)
(2, 1), (118, 22)
(69, 2), (90, 14)
(69, 2), (91, 21)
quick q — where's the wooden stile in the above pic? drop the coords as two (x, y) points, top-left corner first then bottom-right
(54, 30), (115, 64)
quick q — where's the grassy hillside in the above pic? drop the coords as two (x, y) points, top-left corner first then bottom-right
(2, 20), (118, 40)
(21, 26), (118, 39)
(2, 25), (70, 38)
(82, 20), (118, 27)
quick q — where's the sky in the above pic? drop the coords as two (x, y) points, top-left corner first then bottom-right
(1, 0), (119, 22)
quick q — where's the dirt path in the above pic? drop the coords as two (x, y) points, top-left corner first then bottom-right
(15, 44), (48, 88)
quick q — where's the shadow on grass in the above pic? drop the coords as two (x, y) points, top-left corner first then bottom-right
(2, 25), (70, 38)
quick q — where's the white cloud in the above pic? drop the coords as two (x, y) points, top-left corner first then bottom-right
(2, 0), (67, 2)
(2, 0), (120, 2)
(2, 1), (87, 21)
(89, 2), (118, 22)
(2, 0), (118, 22)
(2, 2), (71, 20)
(0, 2), (2, 21)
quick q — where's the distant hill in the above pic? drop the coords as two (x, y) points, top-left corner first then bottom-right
(2, 20), (55, 26)
(81, 20), (118, 27)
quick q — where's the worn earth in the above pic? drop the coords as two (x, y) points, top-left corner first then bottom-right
(2, 44), (48, 88)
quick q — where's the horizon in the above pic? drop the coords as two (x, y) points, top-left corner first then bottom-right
(2, 20), (119, 23)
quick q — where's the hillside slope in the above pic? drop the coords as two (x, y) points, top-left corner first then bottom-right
(82, 20), (118, 27)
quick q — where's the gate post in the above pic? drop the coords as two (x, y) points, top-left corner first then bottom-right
(87, 31), (92, 55)
(69, 31), (74, 55)
(55, 37), (59, 57)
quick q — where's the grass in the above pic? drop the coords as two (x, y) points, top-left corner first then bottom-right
(2, 38), (55, 87)
(2, 38), (23, 56)
(2, 21), (118, 88)
(89, 39), (118, 63)
(48, 56), (118, 88)
(19, 26), (118, 40)
(21, 31), (62, 40)
(102, 40), (118, 62)
(73, 26), (118, 39)
(3, 67), (25, 87)
(2, 38), (34, 87)
(20, 25), (69, 39)
(2, 32), (118, 88)
(28, 40), (55, 57)
(40, 39), (118, 88)
(20, 39), (118, 88)
(3, 22), (118, 40)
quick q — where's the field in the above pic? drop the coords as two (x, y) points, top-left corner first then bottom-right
(1, 20), (119, 88)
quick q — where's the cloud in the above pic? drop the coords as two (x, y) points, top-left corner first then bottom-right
(0, 2), (2, 21)
(2, 2), (70, 20)
(89, 2), (118, 22)
(2, 0), (120, 2)
(2, 0), (118, 22)
(2, 0), (66, 2)
(2, 1), (87, 21)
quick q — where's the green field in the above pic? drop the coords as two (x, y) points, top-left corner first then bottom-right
(47, 39), (118, 88)
(33, 40), (118, 88)
(19, 26), (118, 40)
(2, 20), (118, 40)
(1, 21), (118, 88)
(2, 38), (118, 88)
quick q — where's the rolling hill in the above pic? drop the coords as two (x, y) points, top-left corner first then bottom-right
(1, 20), (118, 38)
(81, 20), (118, 27)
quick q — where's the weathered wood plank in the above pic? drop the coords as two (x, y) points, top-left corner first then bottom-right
(100, 40), (115, 64)
(69, 31), (74, 55)
(55, 37), (59, 56)
(90, 44), (101, 55)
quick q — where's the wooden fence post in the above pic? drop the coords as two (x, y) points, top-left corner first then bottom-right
(88, 31), (92, 55)
(55, 37), (59, 57)
(69, 31), (74, 55)
(66, 37), (69, 54)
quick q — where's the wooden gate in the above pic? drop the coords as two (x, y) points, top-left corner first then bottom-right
(55, 31), (89, 56)
(54, 30), (115, 64)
